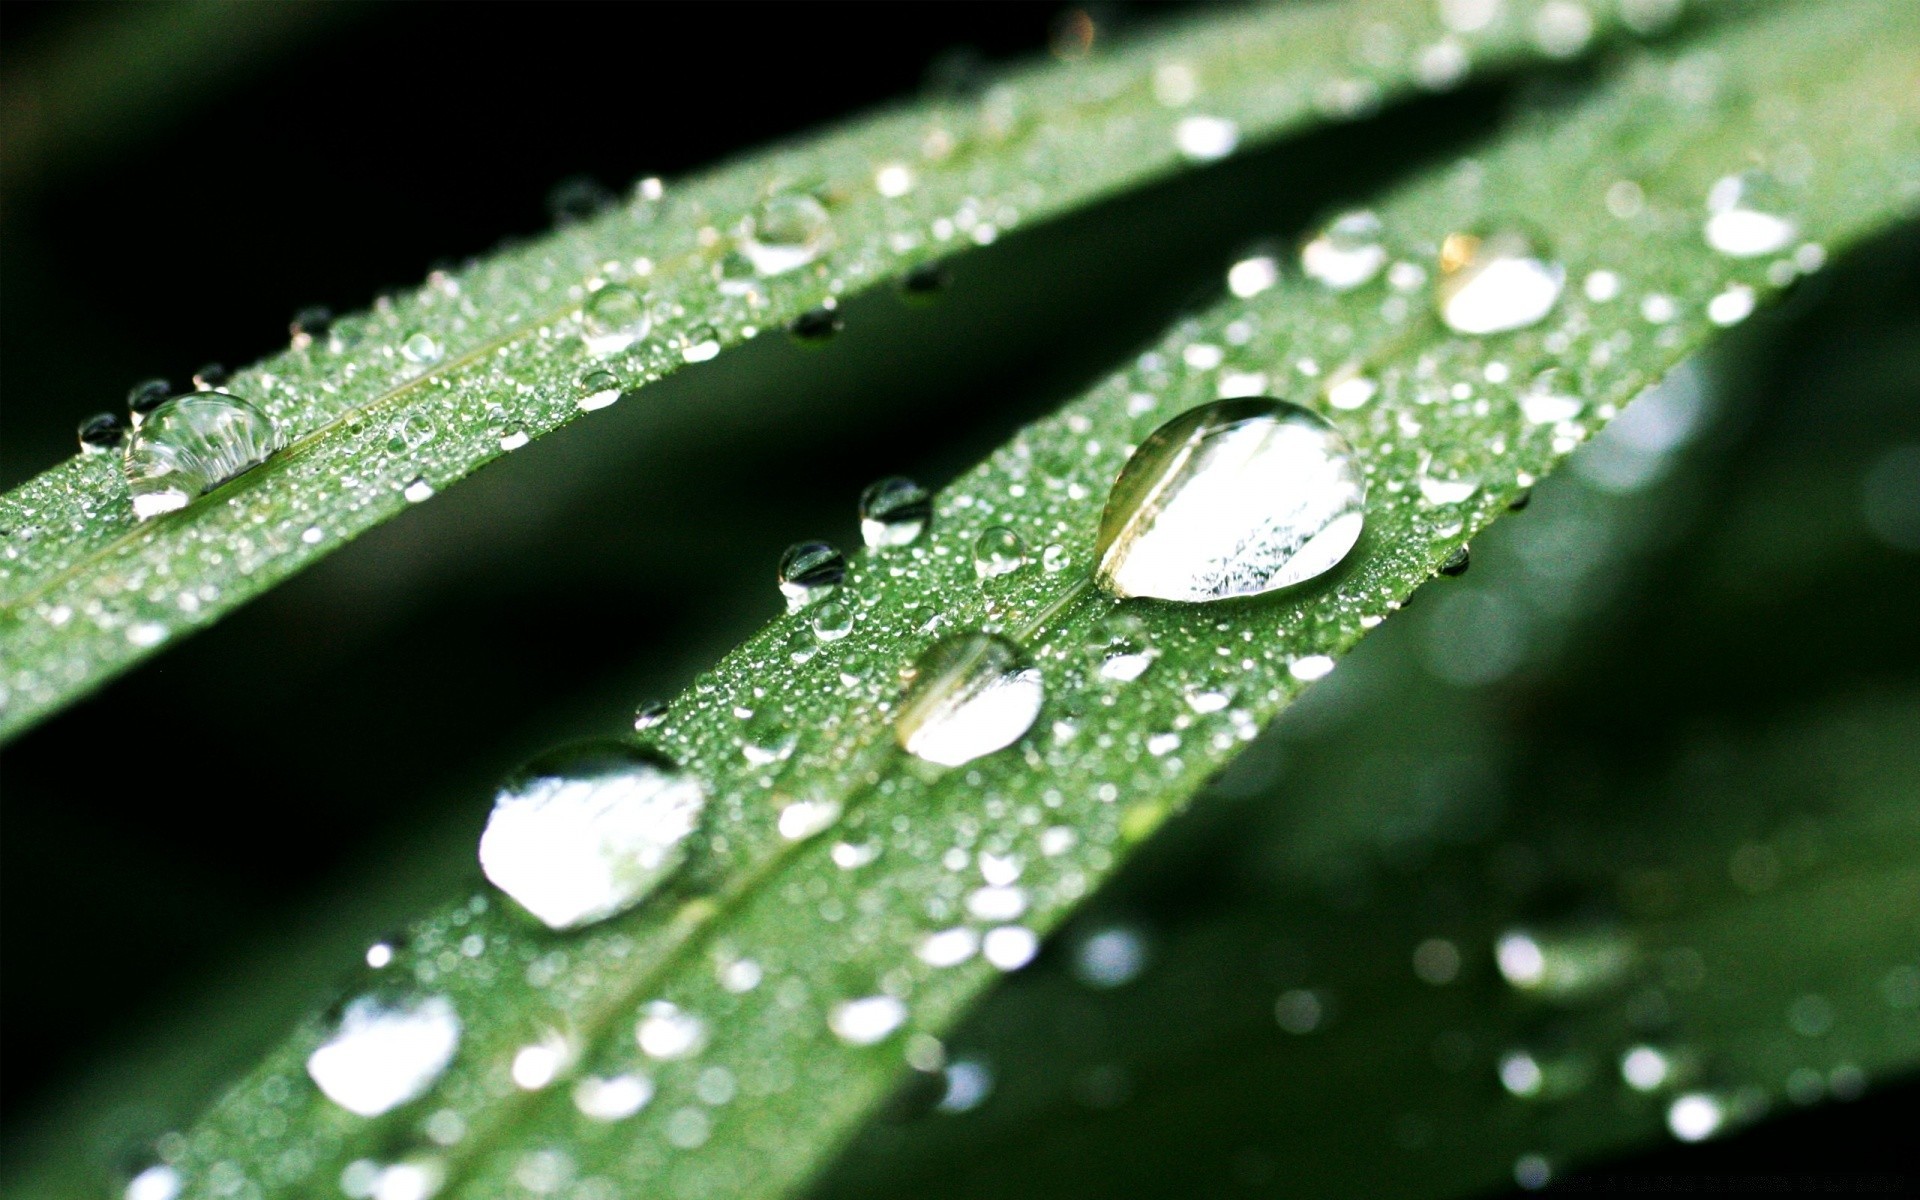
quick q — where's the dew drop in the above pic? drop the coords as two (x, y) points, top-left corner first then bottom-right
(581, 285), (652, 356)
(577, 368), (622, 412)
(1666, 1092), (1725, 1142)
(1704, 171), (1798, 258)
(1436, 229), (1565, 335)
(859, 477), (931, 547)
(1226, 252), (1280, 298)
(741, 193), (832, 275)
(78, 412), (126, 455)
(632, 700), (669, 731)
(123, 392), (285, 520)
(126, 378), (172, 427)
(895, 632), (1044, 767)
(829, 995), (908, 1045)
(1093, 398), (1365, 602)
(307, 993), (461, 1116)
(574, 1073), (654, 1121)
(1173, 114), (1239, 161)
(290, 304), (333, 348)
(400, 331), (443, 365)
(402, 477), (435, 504)
(789, 306), (843, 342)
(192, 362), (228, 389)
(811, 600), (854, 641)
(1520, 369), (1584, 425)
(972, 526), (1029, 579)
(1301, 210), (1388, 291)
(635, 1001), (707, 1060)
(1494, 926), (1635, 999)
(123, 1163), (182, 1200)
(778, 541), (847, 612)
(477, 741), (707, 931)
(1438, 544), (1471, 576)
(680, 324), (722, 363)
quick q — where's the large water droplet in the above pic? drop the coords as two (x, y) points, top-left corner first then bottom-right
(778, 541), (847, 612)
(307, 993), (461, 1116)
(477, 742), (707, 931)
(896, 633), (1044, 767)
(1094, 398), (1365, 602)
(1703, 171), (1797, 257)
(582, 285), (652, 356)
(126, 378), (172, 427)
(741, 193), (832, 275)
(1436, 229), (1565, 335)
(1301, 210), (1388, 290)
(78, 412), (126, 455)
(859, 477), (931, 548)
(123, 392), (285, 520)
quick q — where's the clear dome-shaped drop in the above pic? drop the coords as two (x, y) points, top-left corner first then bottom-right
(1301, 210), (1388, 291)
(778, 541), (846, 612)
(895, 632), (1044, 767)
(1094, 398), (1365, 602)
(1435, 229), (1565, 335)
(122, 391), (285, 520)
(973, 526), (1028, 578)
(78, 412), (126, 455)
(741, 193), (832, 276)
(859, 477), (931, 548)
(581, 285), (652, 356)
(477, 741), (707, 931)
(307, 992), (461, 1116)
(1703, 171), (1798, 258)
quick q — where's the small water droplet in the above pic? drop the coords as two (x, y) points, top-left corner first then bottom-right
(582, 285), (652, 356)
(859, 477), (931, 548)
(192, 362), (228, 390)
(123, 392), (285, 520)
(577, 368), (622, 411)
(972, 526), (1028, 578)
(901, 262), (948, 299)
(1226, 251), (1280, 298)
(636, 1001), (707, 1060)
(1666, 1092), (1725, 1142)
(400, 331), (443, 365)
(829, 995), (908, 1045)
(1301, 210), (1388, 290)
(983, 925), (1039, 970)
(741, 193), (832, 275)
(1073, 927), (1148, 987)
(77, 412), (126, 455)
(896, 632), (1044, 767)
(1173, 114), (1239, 161)
(632, 700), (669, 731)
(510, 1030), (574, 1090)
(307, 992), (461, 1116)
(478, 742), (707, 931)
(789, 306), (843, 342)
(126, 378), (171, 427)
(1417, 454), (1480, 506)
(1494, 926), (1635, 999)
(778, 541), (847, 612)
(574, 1073), (653, 1121)
(1620, 1044), (1673, 1092)
(1094, 398), (1365, 602)
(1438, 544), (1471, 576)
(1436, 229), (1565, 334)
(122, 1163), (182, 1200)
(680, 324), (721, 363)
(1521, 368), (1584, 425)
(499, 424), (530, 452)
(402, 477), (435, 504)
(811, 600), (854, 641)
(1704, 171), (1798, 258)
(290, 304), (334, 348)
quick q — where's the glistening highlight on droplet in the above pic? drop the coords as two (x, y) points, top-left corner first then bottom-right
(122, 391), (286, 520)
(477, 741), (707, 931)
(306, 992), (461, 1117)
(1094, 398), (1366, 602)
(1435, 228), (1565, 335)
(895, 632), (1044, 767)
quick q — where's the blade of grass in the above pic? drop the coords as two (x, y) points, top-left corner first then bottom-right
(65, 4), (1919, 1199)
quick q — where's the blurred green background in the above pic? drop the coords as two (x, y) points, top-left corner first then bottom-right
(2, 2), (1915, 1193)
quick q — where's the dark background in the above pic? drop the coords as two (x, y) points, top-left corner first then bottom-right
(1, 2), (1913, 1193)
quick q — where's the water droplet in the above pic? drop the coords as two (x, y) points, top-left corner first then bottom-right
(1436, 229), (1565, 334)
(574, 1073), (653, 1121)
(1073, 927), (1148, 988)
(972, 526), (1028, 578)
(400, 331), (443, 365)
(896, 632), (1044, 767)
(192, 362), (228, 390)
(680, 324), (721, 363)
(632, 700), (668, 731)
(1173, 114), (1239, 161)
(1513, 1154), (1553, 1191)
(983, 925), (1039, 970)
(1417, 454), (1480, 505)
(126, 378), (172, 426)
(1520, 369), (1584, 425)
(777, 797), (841, 840)
(918, 927), (980, 967)
(402, 477), (435, 504)
(778, 541), (847, 612)
(789, 306), (843, 342)
(499, 423), (530, 452)
(510, 1030), (574, 1090)
(937, 1060), (994, 1113)
(290, 304), (333, 348)
(123, 392), (285, 520)
(577, 368), (622, 411)
(1094, 398), (1365, 602)
(78, 412), (126, 455)
(901, 262), (948, 299)
(741, 193), (832, 275)
(811, 600), (854, 641)
(307, 993), (461, 1116)
(859, 477), (931, 547)
(1301, 210), (1388, 291)
(1707, 283), (1756, 326)
(123, 1163), (182, 1200)
(1620, 1044), (1672, 1092)
(1226, 252), (1280, 298)
(1494, 926), (1635, 999)
(1704, 171), (1798, 257)
(829, 995), (908, 1045)
(581, 285), (652, 356)
(1666, 1092), (1725, 1142)
(1437, 545), (1471, 576)
(635, 1001), (706, 1060)
(477, 742), (707, 931)
(875, 162), (915, 197)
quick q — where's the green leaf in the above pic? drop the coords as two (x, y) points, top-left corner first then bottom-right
(0, 0), (1630, 742)
(52, 3), (1911, 1199)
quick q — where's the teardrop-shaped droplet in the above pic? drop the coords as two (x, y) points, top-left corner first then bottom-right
(122, 392), (285, 520)
(307, 992), (461, 1116)
(78, 412), (126, 455)
(477, 741), (707, 931)
(895, 632), (1044, 767)
(859, 477), (931, 548)
(1301, 210), (1388, 291)
(1435, 229), (1565, 335)
(778, 541), (846, 612)
(1094, 398), (1365, 602)
(973, 526), (1028, 579)
(582, 285), (652, 356)
(1703, 171), (1798, 258)
(741, 193), (832, 276)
